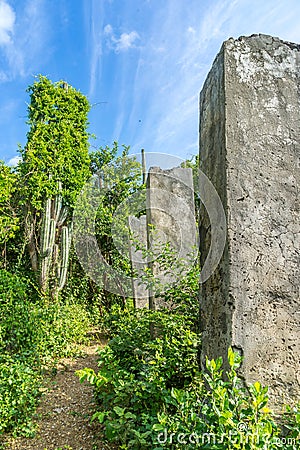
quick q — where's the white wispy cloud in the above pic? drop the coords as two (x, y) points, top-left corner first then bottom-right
(125, 0), (231, 157)
(115, 31), (140, 51)
(0, 71), (9, 82)
(0, 0), (50, 81)
(125, 0), (300, 160)
(104, 24), (112, 35)
(0, 0), (15, 45)
(85, 0), (105, 98)
(83, 0), (300, 162)
(104, 24), (140, 52)
(7, 155), (21, 166)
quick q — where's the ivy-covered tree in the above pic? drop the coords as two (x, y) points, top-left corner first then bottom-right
(19, 75), (91, 296)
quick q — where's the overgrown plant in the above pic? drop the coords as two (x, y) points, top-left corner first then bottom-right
(0, 354), (41, 437)
(77, 308), (200, 448)
(129, 233), (200, 324)
(73, 142), (144, 309)
(0, 269), (91, 436)
(78, 308), (300, 449)
(19, 75), (90, 296)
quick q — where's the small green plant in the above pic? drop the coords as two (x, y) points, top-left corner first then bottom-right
(278, 405), (300, 449)
(151, 349), (280, 449)
(0, 354), (41, 436)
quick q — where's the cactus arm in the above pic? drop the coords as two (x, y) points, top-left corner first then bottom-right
(53, 182), (62, 221)
(57, 225), (70, 291)
(40, 217), (56, 292)
(40, 198), (51, 255)
(57, 205), (69, 227)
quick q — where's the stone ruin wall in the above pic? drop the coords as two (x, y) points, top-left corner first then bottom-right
(129, 166), (198, 310)
(199, 34), (300, 408)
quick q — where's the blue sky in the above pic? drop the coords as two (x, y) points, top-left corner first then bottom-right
(1, 0), (300, 166)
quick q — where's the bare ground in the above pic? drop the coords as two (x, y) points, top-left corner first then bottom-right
(1, 339), (116, 450)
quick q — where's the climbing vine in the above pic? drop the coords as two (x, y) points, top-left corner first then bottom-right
(19, 75), (91, 295)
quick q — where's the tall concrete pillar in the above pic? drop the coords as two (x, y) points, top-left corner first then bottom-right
(146, 166), (198, 310)
(199, 34), (300, 407)
(128, 215), (149, 308)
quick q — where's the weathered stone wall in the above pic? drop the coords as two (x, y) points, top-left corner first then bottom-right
(128, 215), (149, 308)
(199, 34), (300, 407)
(146, 166), (198, 310)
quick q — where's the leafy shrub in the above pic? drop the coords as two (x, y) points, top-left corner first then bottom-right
(98, 307), (199, 383)
(0, 354), (41, 436)
(0, 270), (39, 356)
(278, 405), (300, 450)
(77, 308), (200, 447)
(0, 269), (91, 435)
(0, 270), (90, 360)
(36, 300), (90, 360)
(151, 351), (280, 449)
(78, 309), (300, 449)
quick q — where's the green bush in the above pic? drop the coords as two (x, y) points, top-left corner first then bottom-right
(0, 270), (90, 360)
(0, 354), (41, 436)
(77, 308), (200, 447)
(36, 300), (90, 360)
(151, 351), (279, 449)
(0, 269), (92, 435)
(78, 309), (300, 449)
(0, 270), (36, 356)
(98, 307), (199, 384)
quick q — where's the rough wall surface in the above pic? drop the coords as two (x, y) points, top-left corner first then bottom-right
(146, 167), (198, 310)
(199, 34), (300, 407)
(128, 215), (149, 308)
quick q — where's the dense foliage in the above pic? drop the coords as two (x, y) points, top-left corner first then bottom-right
(0, 76), (143, 437)
(0, 75), (299, 450)
(0, 269), (90, 436)
(16, 76), (91, 296)
(0, 162), (18, 247)
(19, 75), (91, 210)
(78, 307), (300, 449)
(90, 141), (144, 308)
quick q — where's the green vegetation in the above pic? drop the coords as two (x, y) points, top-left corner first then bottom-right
(0, 75), (299, 449)
(18, 75), (91, 296)
(78, 306), (300, 449)
(0, 268), (90, 436)
(0, 162), (18, 247)
(0, 75), (142, 437)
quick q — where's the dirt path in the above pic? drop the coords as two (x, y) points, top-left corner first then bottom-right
(3, 340), (115, 450)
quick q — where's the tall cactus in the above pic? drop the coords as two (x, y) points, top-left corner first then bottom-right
(21, 76), (90, 295)
(39, 180), (71, 296)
